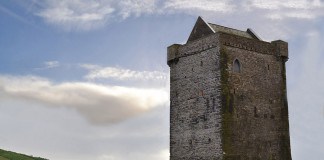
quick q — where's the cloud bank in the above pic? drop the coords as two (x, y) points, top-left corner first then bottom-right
(246, 0), (324, 20)
(163, 0), (235, 13)
(81, 64), (168, 81)
(0, 75), (168, 124)
(32, 0), (324, 31)
(34, 0), (159, 30)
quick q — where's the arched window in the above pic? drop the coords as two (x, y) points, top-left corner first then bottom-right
(233, 59), (241, 73)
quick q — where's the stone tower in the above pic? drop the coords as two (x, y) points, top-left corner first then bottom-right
(167, 17), (291, 160)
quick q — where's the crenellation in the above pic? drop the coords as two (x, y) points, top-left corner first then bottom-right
(167, 44), (181, 66)
(271, 40), (289, 61)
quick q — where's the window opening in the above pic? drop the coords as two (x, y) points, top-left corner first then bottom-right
(233, 59), (241, 73)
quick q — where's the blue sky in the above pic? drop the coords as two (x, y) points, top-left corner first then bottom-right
(0, 0), (324, 160)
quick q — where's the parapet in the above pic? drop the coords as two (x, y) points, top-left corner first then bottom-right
(167, 44), (182, 66)
(271, 40), (289, 61)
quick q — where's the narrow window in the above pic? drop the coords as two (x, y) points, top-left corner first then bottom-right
(233, 59), (241, 73)
(200, 61), (203, 66)
(254, 107), (258, 118)
(199, 90), (204, 96)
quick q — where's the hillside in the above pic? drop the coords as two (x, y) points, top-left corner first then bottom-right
(0, 149), (47, 160)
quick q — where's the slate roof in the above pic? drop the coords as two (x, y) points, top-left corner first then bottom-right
(208, 23), (254, 39)
(187, 16), (261, 43)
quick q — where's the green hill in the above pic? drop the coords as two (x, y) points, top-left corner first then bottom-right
(0, 149), (47, 160)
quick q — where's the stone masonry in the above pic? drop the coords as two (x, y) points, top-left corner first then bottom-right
(167, 17), (292, 160)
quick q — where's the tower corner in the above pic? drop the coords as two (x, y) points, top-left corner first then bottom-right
(271, 40), (289, 61)
(167, 44), (182, 66)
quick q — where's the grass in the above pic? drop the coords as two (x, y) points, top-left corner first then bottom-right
(0, 149), (47, 160)
(0, 156), (10, 160)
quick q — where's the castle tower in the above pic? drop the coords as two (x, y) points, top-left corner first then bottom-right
(167, 17), (291, 159)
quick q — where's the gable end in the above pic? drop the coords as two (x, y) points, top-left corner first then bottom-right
(187, 16), (215, 43)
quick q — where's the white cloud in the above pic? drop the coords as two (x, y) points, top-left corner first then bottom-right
(35, 0), (158, 31)
(247, 0), (324, 20)
(0, 75), (168, 124)
(36, 0), (115, 31)
(81, 64), (168, 81)
(32, 0), (324, 31)
(117, 0), (157, 19)
(248, 0), (323, 10)
(44, 61), (60, 68)
(0, 97), (170, 160)
(162, 0), (324, 21)
(163, 0), (235, 13)
(34, 61), (60, 70)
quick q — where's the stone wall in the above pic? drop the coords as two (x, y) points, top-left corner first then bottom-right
(168, 31), (291, 160)
(169, 34), (223, 159)
(220, 41), (291, 159)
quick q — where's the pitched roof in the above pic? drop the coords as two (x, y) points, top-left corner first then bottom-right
(208, 23), (252, 39)
(187, 17), (215, 43)
(187, 16), (261, 43)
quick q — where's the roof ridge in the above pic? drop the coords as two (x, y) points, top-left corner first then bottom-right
(207, 23), (247, 33)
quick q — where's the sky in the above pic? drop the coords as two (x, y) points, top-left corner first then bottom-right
(0, 0), (323, 160)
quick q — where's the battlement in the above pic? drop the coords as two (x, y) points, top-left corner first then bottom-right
(271, 40), (289, 61)
(167, 44), (182, 66)
(167, 31), (289, 66)
(167, 34), (219, 66)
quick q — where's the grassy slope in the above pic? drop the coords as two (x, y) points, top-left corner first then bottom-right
(0, 156), (10, 160)
(0, 149), (47, 160)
